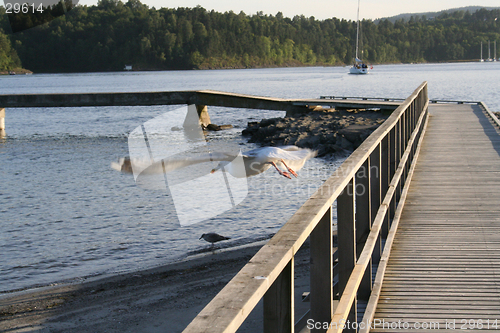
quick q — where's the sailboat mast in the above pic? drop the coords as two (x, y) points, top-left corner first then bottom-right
(355, 0), (360, 60)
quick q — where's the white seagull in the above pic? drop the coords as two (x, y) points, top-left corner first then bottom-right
(111, 145), (317, 179)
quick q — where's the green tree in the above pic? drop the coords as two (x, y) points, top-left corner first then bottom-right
(0, 29), (22, 70)
(5, 3), (500, 72)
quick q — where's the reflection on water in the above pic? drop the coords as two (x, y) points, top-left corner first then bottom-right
(1, 63), (499, 293)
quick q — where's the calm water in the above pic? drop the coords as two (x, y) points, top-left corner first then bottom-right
(1, 62), (499, 293)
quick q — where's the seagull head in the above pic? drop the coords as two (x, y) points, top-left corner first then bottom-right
(210, 161), (230, 174)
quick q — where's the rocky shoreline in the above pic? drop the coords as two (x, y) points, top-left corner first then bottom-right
(0, 68), (33, 75)
(243, 107), (389, 157)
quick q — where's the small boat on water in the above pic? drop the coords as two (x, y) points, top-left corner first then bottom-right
(350, 58), (370, 74)
(349, 0), (371, 74)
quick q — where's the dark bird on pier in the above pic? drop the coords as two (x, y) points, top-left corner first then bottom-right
(199, 233), (230, 246)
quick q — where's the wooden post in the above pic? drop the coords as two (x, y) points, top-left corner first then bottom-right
(397, 117), (402, 166)
(395, 119), (403, 204)
(391, 119), (402, 223)
(355, 160), (371, 257)
(355, 160), (372, 302)
(401, 113), (408, 186)
(264, 259), (294, 333)
(310, 207), (333, 332)
(382, 134), (391, 239)
(388, 127), (396, 183)
(380, 136), (389, 199)
(337, 178), (356, 332)
(196, 104), (211, 127)
(0, 108), (5, 137)
(370, 144), (382, 264)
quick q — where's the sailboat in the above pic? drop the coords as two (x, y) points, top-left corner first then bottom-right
(349, 0), (370, 74)
(480, 41), (484, 62)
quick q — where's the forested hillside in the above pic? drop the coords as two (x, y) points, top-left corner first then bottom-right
(0, 0), (499, 72)
(0, 29), (21, 71)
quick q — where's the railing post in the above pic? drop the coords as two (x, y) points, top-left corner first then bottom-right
(414, 100), (421, 153)
(394, 119), (402, 210)
(386, 128), (396, 234)
(264, 259), (294, 333)
(355, 160), (372, 302)
(402, 111), (409, 185)
(380, 135), (394, 239)
(401, 112), (406, 153)
(310, 207), (333, 332)
(337, 178), (356, 332)
(370, 144), (382, 264)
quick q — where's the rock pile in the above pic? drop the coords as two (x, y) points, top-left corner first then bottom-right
(242, 108), (388, 157)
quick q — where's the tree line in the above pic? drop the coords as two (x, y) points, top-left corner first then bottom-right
(0, 0), (499, 72)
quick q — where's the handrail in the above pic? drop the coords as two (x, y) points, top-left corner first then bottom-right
(329, 95), (429, 333)
(320, 96), (405, 102)
(183, 81), (429, 333)
(480, 101), (500, 129)
(358, 103), (430, 333)
(321, 95), (481, 106)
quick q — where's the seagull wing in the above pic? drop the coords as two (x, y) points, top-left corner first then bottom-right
(277, 147), (317, 161)
(162, 152), (236, 173)
(242, 146), (316, 174)
(276, 148), (317, 172)
(245, 146), (316, 161)
(111, 152), (236, 175)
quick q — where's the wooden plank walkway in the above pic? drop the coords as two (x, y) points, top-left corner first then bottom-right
(371, 103), (500, 331)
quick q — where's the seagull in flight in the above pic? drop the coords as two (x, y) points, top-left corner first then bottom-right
(111, 145), (316, 179)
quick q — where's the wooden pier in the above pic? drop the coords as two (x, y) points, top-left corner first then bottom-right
(181, 82), (500, 333)
(0, 90), (399, 136)
(0, 90), (400, 111)
(182, 82), (429, 333)
(2, 82), (500, 332)
(367, 103), (500, 332)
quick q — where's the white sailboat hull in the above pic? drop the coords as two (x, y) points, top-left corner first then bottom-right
(349, 65), (369, 74)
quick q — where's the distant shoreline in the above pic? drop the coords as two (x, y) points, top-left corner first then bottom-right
(0, 68), (33, 75)
(2, 60), (493, 75)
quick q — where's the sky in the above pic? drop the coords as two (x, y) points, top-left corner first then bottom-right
(72, 0), (500, 21)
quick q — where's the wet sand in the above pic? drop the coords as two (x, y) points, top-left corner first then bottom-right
(0, 241), (312, 333)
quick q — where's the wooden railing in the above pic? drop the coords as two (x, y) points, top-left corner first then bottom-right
(481, 101), (500, 129)
(182, 81), (429, 333)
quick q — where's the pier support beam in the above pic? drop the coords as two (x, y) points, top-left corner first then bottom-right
(0, 108), (5, 137)
(196, 104), (211, 127)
